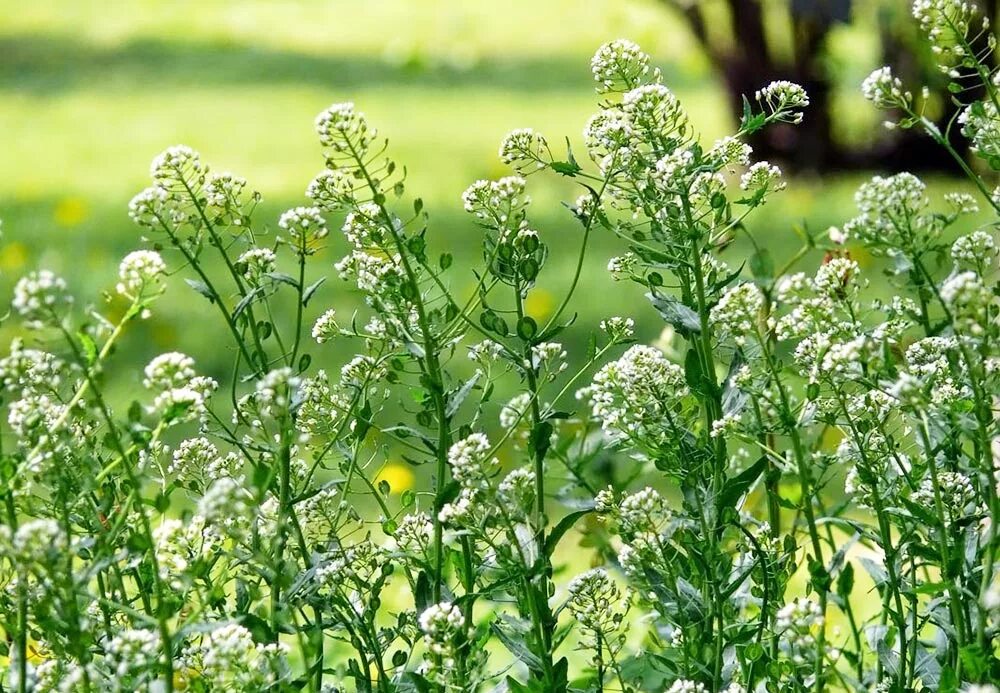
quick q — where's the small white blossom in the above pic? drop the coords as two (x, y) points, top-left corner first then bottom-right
(116, 250), (166, 300)
(499, 128), (549, 169)
(590, 39), (655, 93)
(12, 270), (72, 326)
(312, 309), (339, 344)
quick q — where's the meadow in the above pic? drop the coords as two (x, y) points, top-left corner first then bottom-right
(0, 0), (905, 379)
(3, 1), (1000, 691)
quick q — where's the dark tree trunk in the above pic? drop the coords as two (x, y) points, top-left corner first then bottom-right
(658, 0), (998, 174)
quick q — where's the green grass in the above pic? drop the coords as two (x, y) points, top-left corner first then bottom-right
(1, 0), (990, 671)
(1, 0), (989, 393)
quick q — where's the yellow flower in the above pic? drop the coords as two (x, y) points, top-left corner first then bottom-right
(374, 463), (415, 494)
(0, 241), (28, 272)
(524, 287), (554, 320)
(53, 196), (89, 227)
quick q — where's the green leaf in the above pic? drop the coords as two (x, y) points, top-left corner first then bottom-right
(549, 143), (583, 178)
(491, 617), (544, 671)
(836, 561), (854, 600)
(233, 286), (263, 318)
(517, 316), (538, 341)
(719, 457), (766, 511)
(528, 421), (553, 461)
(127, 400), (143, 423)
(544, 507), (593, 557)
(354, 400), (372, 442)
(78, 331), (97, 366)
(266, 272), (299, 288)
(434, 480), (461, 513)
(683, 348), (707, 398)
(938, 666), (959, 693)
(239, 613), (278, 643)
(721, 351), (749, 416)
(749, 248), (774, 280)
(302, 277), (327, 306)
(550, 160), (581, 176)
(184, 278), (216, 304)
(647, 292), (701, 336)
(959, 643), (989, 680)
(414, 571), (432, 613)
(446, 371), (481, 418)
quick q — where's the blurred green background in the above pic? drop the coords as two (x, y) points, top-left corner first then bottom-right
(0, 0), (985, 388)
(4, 0), (992, 661)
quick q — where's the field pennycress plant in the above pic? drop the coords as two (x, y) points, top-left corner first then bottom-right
(4, 1), (1000, 691)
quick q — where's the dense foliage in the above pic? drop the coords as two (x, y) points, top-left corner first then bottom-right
(3, 2), (1000, 691)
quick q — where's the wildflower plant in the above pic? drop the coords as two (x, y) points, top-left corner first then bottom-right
(3, 4), (1000, 692)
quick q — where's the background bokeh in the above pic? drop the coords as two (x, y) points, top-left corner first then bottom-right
(4, 0), (994, 663)
(0, 0), (985, 393)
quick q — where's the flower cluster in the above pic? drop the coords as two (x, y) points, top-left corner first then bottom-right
(577, 344), (689, 449)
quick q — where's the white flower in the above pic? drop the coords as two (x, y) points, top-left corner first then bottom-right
(708, 135), (752, 169)
(128, 186), (169, 226)
(607, 253), (638, 280)
(531, 342), (568, 378)
(461, 176), (530, 236)
(755, 80), (809, 123)
(666, 681), (708, 693)
(500, 392), (533, 430)
(306, 169), (355, 211)
(116, 250), (166, 299)
(278, 206), (328, 248)
(952, 230), (997, 267)
(740, 161), (785, 195)
(913, 0), (981, 68)
(861, 66), (910, 109)
(204, 171), (248, 212)
(565, 568), (623, 634)
(12, 270), (72, 326)
(105, 628), (161, 681)
(342, 202), (389, 249)
(391, 512), (434, 555)
(600, 316), (635, 342)
(577, 345), (688, 445)
(315, 102), (377, 155)
(941, 270), (993, 335)
(711, 282), (764, 346)
(182, 624), (290, 689)
(447, 432), (497, 490)
(960, 101), (1000, 165)
(419, 602), (464, 652)
(198, 477), (252, 539)
(312, 309), (339, 344)
(237, 247), (277, 283)
(497, 468), (535, 517)
(622, 84), (687, 138)
(11, 518), (63, 564)
(776, 597), (824, 651)
(618, 486), (670, 535)
(143, 352), (196, 391)
(150, 145), (205, 196)
(499, 128), (549, 169)
(468, 339), (505, 364)
(590, 39), (655, 93)
(911, 470), (980, 520)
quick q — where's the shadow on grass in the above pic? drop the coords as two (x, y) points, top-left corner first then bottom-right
(0, 33), (706, 95)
